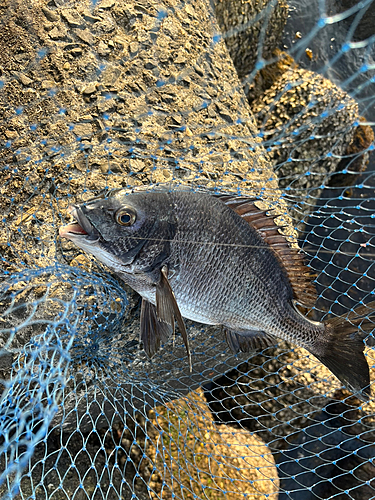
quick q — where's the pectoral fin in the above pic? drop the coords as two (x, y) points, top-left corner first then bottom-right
(140, 299), (172, 359)
(224, 328), (276, 353)
(156, 265), (192, 371)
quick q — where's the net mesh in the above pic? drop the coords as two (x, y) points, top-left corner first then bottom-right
(1, 0), (375, 498)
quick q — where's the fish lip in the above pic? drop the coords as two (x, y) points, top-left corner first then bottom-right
(65, 205), (100, 242)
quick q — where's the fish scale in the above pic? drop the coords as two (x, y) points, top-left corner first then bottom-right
(59, 188), (372, 400)
(169, 192), (296, 334)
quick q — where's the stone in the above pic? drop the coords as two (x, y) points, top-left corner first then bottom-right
(18, 73), (33, 86)
(148, 389), (280, 499)
(41, 6), (59, 22)
(82, 82), (97, 94)
(5, 129), (18, 139)
(61, 9), (85, 28)
(97, 0), (116, 8)
(97, 40), (111, 56)
(213, 0), (289, 79)
(48, 25), (67, 40)
(41, 79), (55, 89)
(75, 28), (94, 44)
(72, 123), (93, 137)
(252, 66), (359, 197)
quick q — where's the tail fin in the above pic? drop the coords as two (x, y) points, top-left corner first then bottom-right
(309, 303), (373, 401)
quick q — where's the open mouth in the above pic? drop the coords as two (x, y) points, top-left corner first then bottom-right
(59, 206), (98, 241)
(63, 221), (88, 235)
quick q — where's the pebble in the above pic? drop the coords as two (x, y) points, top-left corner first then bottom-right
(41, 80), (55, 89)
(162, 169), (172, 179)
(5, 130), (18, 139)
(43, 22), (54, 32)
(75, 28), (94, 45)
(97, 98), (116, 113)
(129, 42), (139, 53)
(82, 82), (97, 94)
(175, 50), (186, 64)
(129, 159), (145, 172)
(80, 114), (93, 121)
(305, 48), (313, 60)
(72, 123), (93, 137)
(18, 73), (33, 86)
(41, 6), (59, 22)
(70, 47), (83, 56)
(98, 0), (116, 8)
(97, 40), (111, 56)
(61, 9), (84, 28)
(70, 254), (90, 269)
(185, 4), (195, 16)
(113, 35), (127, 48)
(49, 25), (67, 40)
(82, 11), (102, 23)
(99, 161), (109, 174)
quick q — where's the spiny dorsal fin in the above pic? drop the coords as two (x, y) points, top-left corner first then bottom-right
(215, 194), (317, 308)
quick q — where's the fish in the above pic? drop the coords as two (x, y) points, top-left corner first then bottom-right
(59, 188), (372, 400)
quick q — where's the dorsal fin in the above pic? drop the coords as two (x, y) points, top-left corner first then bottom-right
(215, 194), (317, 308)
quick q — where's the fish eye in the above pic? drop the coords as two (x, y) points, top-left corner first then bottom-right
(115, 207), (137, 226)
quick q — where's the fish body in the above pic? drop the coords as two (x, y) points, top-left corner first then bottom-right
(59, 188), (371, 400)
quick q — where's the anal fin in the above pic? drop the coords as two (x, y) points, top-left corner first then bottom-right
(224, 328), (276, 353)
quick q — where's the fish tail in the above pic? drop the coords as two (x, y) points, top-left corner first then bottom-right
(309, 306), (372, 401)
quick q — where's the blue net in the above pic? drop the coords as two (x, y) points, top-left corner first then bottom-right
(1, 0), (375, 498)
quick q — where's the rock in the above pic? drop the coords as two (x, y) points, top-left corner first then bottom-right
(60, 9), (85, 28)
(327, 0), (375, 42)
(41, 79), (56, 89)
(75, 28), (95, 44)
(17, 73), (32, 86)
(328, 118), (374, 187)
(98, 0), (116, 9)
(41, 6), (59, 22)
(245, 50), (374, 197)
(277, 397), (375, 499)
(148, 389), (279, 499)
(82, 82), (98, 94)
(252, 65), (359, 197)
(72, 122), (93, 138)
(212, 0), (373, 200)
(97, 40), (111, 56)
(0, 0), (294, 435)
(48, 24), (68, 40)
(0, 350), (13, 372)
(213, 0), (289, 79)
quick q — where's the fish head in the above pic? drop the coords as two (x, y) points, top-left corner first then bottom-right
(59, 190), (177, 274)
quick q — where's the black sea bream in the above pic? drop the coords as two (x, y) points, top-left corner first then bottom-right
(59, 188), (371, 400)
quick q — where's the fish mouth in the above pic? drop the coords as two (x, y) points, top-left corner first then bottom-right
(59, 206), (100, 242)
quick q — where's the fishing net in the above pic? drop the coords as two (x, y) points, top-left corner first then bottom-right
(1, 0), (375, 498)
